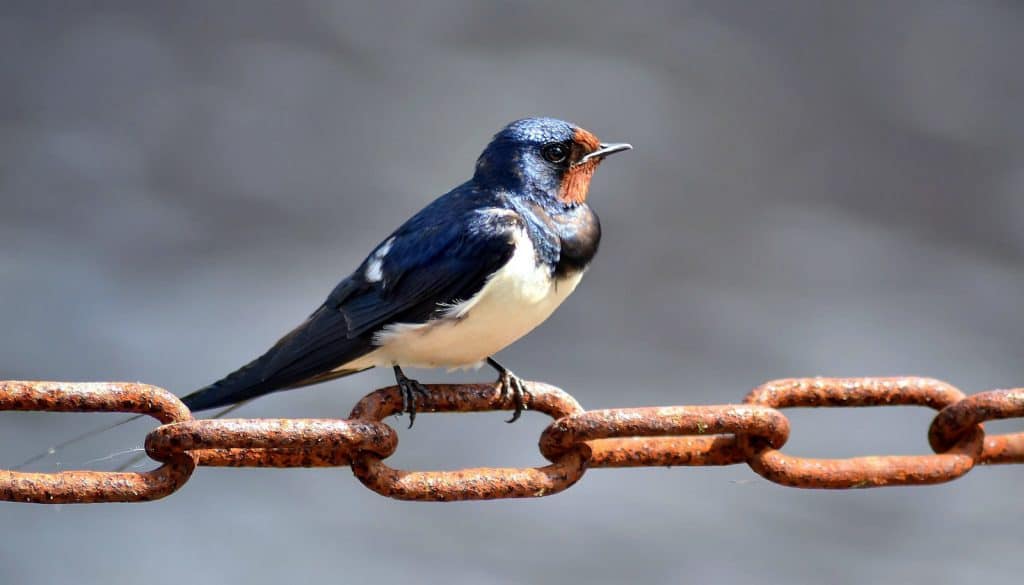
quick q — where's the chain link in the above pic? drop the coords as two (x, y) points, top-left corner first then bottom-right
(0, 381), (195, 503)
(2, 377), (1022, 503)
(740, 378), (985, 488)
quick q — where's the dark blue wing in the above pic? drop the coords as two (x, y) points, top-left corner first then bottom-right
(334, 208), (523, 336)
(182, 196), (523, 412)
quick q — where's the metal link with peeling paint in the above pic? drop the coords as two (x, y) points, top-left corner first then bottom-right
(1, 377), (1022, 503)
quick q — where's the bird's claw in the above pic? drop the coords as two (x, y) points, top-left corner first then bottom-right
(395, 372), (430, 428)
(496, 369), (529, 423)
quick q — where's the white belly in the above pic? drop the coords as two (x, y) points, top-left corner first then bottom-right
(352, 230), (584, 369)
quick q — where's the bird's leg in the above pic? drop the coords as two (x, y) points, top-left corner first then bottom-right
(393, 365), (430, 428)
(486, 357), (529, 423)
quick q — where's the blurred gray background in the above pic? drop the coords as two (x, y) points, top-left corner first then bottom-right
(2, 1), (1023, 584)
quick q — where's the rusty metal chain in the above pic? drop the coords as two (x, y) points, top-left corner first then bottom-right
(1, 377), (1022, 503)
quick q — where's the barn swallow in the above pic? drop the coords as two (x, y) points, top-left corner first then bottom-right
(182, 118), (631, 425)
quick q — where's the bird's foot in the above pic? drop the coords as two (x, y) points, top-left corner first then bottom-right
(393, 366), (430, 428)
(487, 359), (529, 423)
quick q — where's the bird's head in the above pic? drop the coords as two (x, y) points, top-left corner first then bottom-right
(474, 117), (631, 206)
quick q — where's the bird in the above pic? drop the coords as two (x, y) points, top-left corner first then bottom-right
(13, 117), (630, 472)
(179, 117), (631, 426)
(12, 117), (633, 474)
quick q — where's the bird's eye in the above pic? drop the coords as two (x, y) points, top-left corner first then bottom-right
(541, 143), (569, 165)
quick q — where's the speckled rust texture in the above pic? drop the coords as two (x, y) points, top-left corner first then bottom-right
(741, 377), (984, 488)
(0, 381), (195, 503)
(146, 418), (397, 467)
(4, 377), (1024, 503)
(928, 387), (1024, 464)
(539, 405), (790, 467)
(349, 382), (590, 500)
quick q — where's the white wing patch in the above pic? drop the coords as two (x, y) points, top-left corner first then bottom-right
(475, 207), (519, 219)
(364, 237), (395, 283)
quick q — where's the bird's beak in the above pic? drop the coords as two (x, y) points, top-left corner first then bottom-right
(579, 142), (633, 164)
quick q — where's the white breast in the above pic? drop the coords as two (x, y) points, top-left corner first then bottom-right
(355, 228), (584, 370)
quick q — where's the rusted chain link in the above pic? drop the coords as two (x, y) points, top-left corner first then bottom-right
(2, 377), (1022, 503)
(0, 381), (195, 504)
(740, 378), (985, 488)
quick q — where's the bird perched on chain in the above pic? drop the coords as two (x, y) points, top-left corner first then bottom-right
(183, 117), (631, 426)
(12, 117), (631, 473)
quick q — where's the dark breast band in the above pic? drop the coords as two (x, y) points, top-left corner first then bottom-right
(550, 204), (601, 278)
